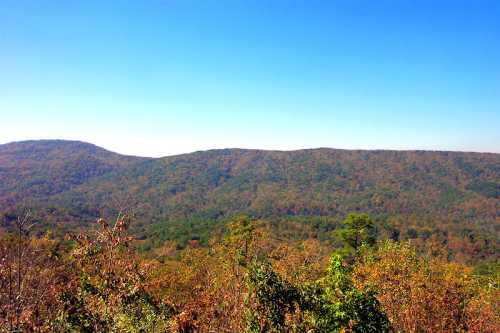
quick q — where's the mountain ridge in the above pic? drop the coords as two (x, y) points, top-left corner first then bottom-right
(3, 139), (498, 158)
(0, 140), (498, 261)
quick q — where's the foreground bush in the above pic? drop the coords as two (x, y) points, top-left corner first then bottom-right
(1, 214), (499, 332)
(0, 215), (67, 332)
(54, 216), (173, 332)
(352, 241), (500, 333)
(246, 254), (390, 333)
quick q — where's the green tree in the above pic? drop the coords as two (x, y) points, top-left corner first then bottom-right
(308, 254), (390, 332)
(245, 254), (390, 332)
(335, 213), (377, 252)
(245, 262), (302, 333)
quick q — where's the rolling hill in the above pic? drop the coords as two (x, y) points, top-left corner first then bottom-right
(1, 140), (499, 260)
(0, 140), (147, 208)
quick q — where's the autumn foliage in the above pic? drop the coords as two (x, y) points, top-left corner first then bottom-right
(0, 213), (499, 332)
(352, 241), (500, 332)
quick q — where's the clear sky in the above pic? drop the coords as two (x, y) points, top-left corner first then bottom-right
(1, 1), (499, 157)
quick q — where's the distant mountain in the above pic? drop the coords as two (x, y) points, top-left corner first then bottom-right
(0, 140), (147, 211)
(1, 140), (499, 260)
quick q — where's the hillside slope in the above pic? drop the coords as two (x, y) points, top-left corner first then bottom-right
(0, 140), (148, 211)
(0, 141), (498, 260)
(57, 147), (499, 220)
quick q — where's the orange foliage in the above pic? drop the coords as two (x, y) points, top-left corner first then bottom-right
(352, 241), (500, 333)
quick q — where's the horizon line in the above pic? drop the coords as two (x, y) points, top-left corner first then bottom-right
(1, 139), (499, 158)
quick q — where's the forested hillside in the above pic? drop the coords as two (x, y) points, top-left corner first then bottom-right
(1, 140), (499, 262)
(0, 141), (499, 331)
(0, 140), (147, 208)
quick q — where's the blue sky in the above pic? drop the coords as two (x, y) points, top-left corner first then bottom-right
(1, 0), (499, 156)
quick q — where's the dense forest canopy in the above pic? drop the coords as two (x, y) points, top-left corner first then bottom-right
(1, 140), (498, 263)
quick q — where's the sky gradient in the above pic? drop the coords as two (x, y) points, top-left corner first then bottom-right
(1, 0), (499, 157)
